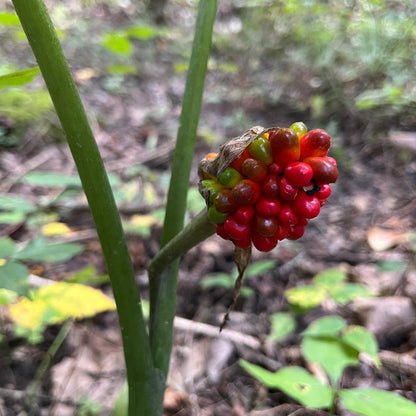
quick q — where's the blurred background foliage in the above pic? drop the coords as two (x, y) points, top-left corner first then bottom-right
(0, 0), (415, 146)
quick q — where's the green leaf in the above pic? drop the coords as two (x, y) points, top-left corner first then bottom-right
(302, 316), (347, 337)
(268, 312), (296, 342)
(0, 211), (26, 224)
(66, 265), (109, 286)
(328, 283), (374, 304)
(313, 268), (346, 287)
(0, 237), (17, 258)
(377, 260), (407, 272)
(245, 259), (277, 278)
(302, 336), (359, 385)
(0, 12), (21, 26)
(285, 285), (326, 312)
(0, 67), (40, 90)
(21, 171), (82, 187)
(339, 388), (416, 416)
(342, 326), (380, 366)
(0, 261), (29, 296)
(126, 25), (157, 40)
(107, 64), (138, 75)
(0, 194), (36, 213)
(240, 361), (334, 408)
(0, 288), (18, 305)
(13, 238), (83, 263)
(9, 281), (116, 331)
(101, 32), (132, 56)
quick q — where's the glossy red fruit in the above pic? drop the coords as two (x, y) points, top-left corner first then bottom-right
(262, 174), (279, 198)
(277, 205), (298, 225)
(279, 176), (298, 200)
(287, 225), (305, 240)
(215, 224), (231, 240)
(230, 147), (251, 173)
(275, 223), (290, 240)
(234, 205), (255, 224)
(253, 214), (278, 237)
(231, 179), (261, 205)
(291, 190), (321, 219)
(269, 128), (300, 167)
(314, 183), (331, 200)
(324, 156), (337, 166)
(299, 129), (331, 159)
(214, 189), (238, 213)
(234, 234), (252, 249)
(241, 158), (268, 182)
(297, 217), (309, 226)
(268, 162), (283, 175)
(252, 232), (278, 252)
(284, 162), (313, 187)
(256, 197), (281, 216)
(224, 215), (251, 241)
(303, 157), (339, 184)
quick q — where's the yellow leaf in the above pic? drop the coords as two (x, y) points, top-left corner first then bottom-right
(9, 282), (116, 330)
(130, 214), (159, 227)
(0, 259), (6, 266)
(41, 221), (72, 236)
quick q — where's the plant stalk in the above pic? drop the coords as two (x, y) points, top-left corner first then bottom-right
(148, 0), (217, 378)
(12, 1), (160, 414)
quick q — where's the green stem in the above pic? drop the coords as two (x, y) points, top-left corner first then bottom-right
(149, 0), (217, 377)
(12, 1), (160, 414)
(148, 209), (215, 280)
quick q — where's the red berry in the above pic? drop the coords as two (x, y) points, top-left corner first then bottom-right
(256, 197), (281, 216)
(253, 214), (278, 237)
(279, 176), (298, 200)
(234, 205), (255, 224)
(231, 179), (261, 205)
(284, 162), (313, 187)
(269, 162), (283, 175)
(299, 129), (331, 159)
(215, 224), (231, 240)
(325, 156), (337, 166)
(241, 158), (268, 182)
(287, 225), (305, 240)
(224, 215), (251, 241)
(291, 190), (321, 219)
(303, 157), (339, 184)
(252, 232), (278, 252)
(275, 223), (290, 240)
(214, 189), (238, 213)
(234, 234), (252, 249)
(262, 174), (279, 198)
(314, 183), (331, 200)
(269, 128), (300, 167)
(230, 147), (251, 173)
(277, 205), (298, 225)
(297, 217), (309, 226)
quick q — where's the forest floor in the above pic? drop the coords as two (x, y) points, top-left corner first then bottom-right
(0, 1), (416, 415)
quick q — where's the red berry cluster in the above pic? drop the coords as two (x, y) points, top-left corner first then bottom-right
(200, 123), (338, 252)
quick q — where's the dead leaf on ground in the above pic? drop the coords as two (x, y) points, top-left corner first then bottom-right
(367, 227), (410, 251)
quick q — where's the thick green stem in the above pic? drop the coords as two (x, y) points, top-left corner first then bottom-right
(149, 0), (217, 377)
(148, 209), (215, 280)
(12, 1), (161, 414)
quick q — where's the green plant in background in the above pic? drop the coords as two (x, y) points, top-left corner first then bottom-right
(242, 315), (416, 416)
(285, 268), (374, 314)
(201, 259), (277, 298)
(0, 236), (116, 343)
